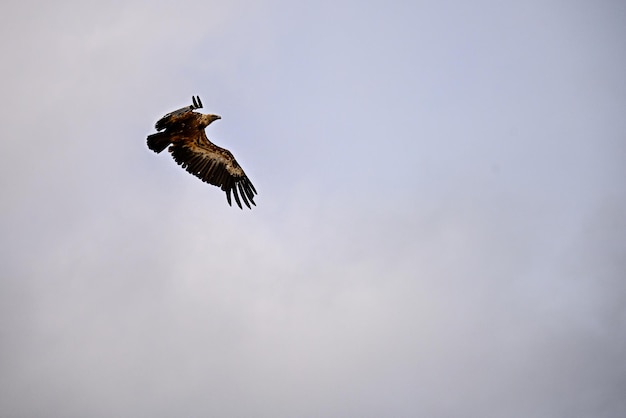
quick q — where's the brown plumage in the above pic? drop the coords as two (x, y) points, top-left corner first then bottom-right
(147, 96), (257, 209)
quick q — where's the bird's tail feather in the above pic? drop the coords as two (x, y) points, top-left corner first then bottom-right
(147, 132), (172, 153)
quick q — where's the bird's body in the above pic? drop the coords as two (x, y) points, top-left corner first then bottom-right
(147, 96), (257, 209)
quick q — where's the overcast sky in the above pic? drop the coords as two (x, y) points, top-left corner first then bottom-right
(1, 0), (625, 416)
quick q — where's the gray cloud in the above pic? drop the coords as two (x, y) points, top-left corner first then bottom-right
(1, 0), (625, 417)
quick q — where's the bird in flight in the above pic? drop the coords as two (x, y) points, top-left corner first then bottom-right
(147, 96), (257, 209)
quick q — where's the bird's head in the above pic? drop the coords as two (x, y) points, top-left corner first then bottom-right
(200, 113), (221, 127)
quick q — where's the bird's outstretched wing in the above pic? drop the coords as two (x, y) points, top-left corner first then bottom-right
(155, 95), (203, 132)
(168, 131), (257, 209)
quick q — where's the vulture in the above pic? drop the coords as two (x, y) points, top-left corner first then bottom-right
(147, 96), (257, 209)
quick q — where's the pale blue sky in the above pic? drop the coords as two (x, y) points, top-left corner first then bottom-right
(1, 1), (625, 416)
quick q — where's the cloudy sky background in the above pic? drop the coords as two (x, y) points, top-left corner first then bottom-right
(1, 0), (625, 416)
